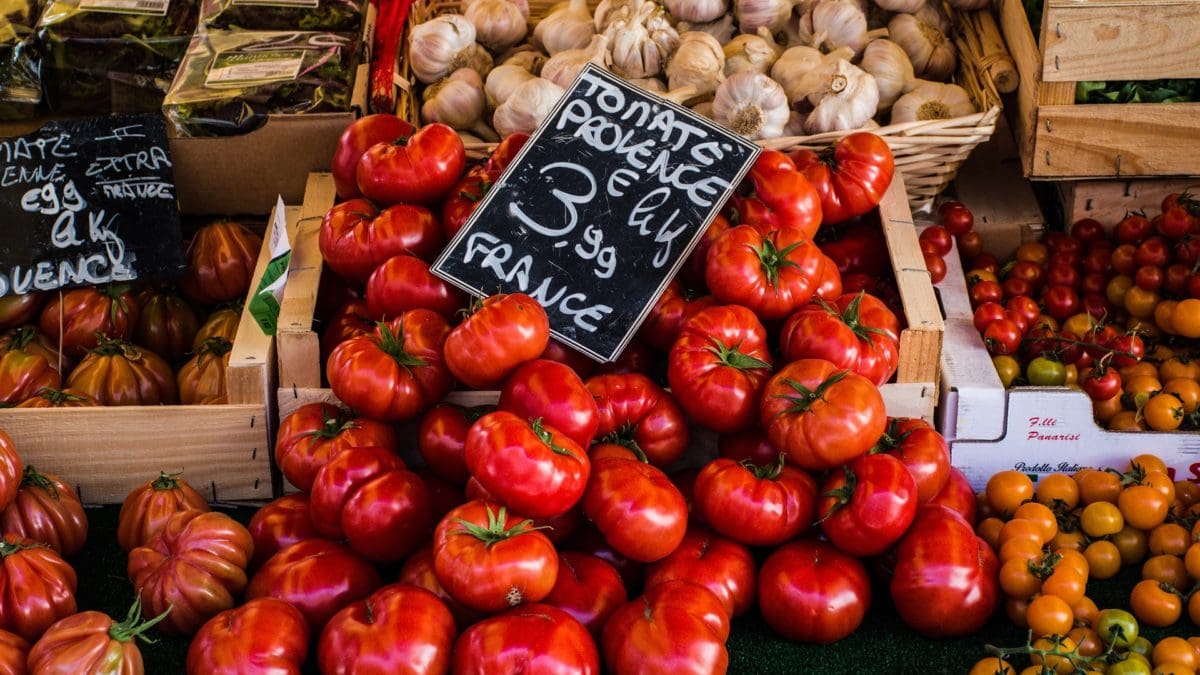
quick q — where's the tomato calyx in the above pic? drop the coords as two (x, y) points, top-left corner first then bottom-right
(775, 370), (850, 415)
(455, 504), (547, 548)
(90, 334), (142, 360)
(740, 453), (787, 481)
(149, 471), (186, 492)
(598, 423), (649, 463)
(31, 387), (85, 406)
(705, 337), (771, 372)
(816, 464), (856, 523)
(826, 292), (891, 343)
(373, 321), (427, 371)
(195, 337), (233, 359)
(1027, 552), (1061, 580)
(109, 598), (172, 644)
(20, 465), (61, 500)
(99, 283), (132, 324)
(0, 537), (50, 557)
(4, 326), (38, 353)
(390, 135), (412, 148)
(529, 417), (574, 457)
(753, 238), (803, 287)
(868, 418), (910, 454)
(302, 405), (359, 443)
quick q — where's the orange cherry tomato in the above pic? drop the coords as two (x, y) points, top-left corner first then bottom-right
(987, 470), (1035, 517)
(1163, 378), (1200, 414)
(1027, 594), (1075, 637)
(1109, 410), (1147, 432)
(1142, 554), (1189, 588)
(1130, 454), (1170, 476)
(1171, 298), (1200, 338)
(1120, 484), (1170, 530)
(1013, 502), (1059, 542)
(1184, 542), (1200, 581)
(976, 517), (1005, 552)
(1152, 636), (1200, 670)
(999, 557), (1042, 599)
(1143, 393), (1185, 431)
(1130, 579), (1182, 628)
(1084, 540), (1121, 580)
(1112, 525), (1149, 567)
(1041, 565), (1087, 606)
(1081, 501), (1124, 538)
(1160, 357), (1200, 382)
(1036, 473), (1080, 510)
(1148, 522), (1191, 557)
(1055, 548), (1090, 579)
(1077, 469), (1122, 504)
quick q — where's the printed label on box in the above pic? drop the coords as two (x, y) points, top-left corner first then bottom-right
(206, 51), (303, 88)
(79, 0), (169, 16)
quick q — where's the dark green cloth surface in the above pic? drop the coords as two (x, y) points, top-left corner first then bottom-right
(70, 505), (1180, 674)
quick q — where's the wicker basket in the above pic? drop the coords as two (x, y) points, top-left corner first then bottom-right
(396, 0), (1003, 211)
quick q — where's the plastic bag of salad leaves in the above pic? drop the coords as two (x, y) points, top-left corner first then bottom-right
(199, 0), (364, 32)
(162, 30), (359, 136)
(0, 0), (44, 119)
(36, 0), (201, 113)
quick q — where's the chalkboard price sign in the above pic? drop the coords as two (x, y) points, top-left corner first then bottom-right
(0, 113), (185, 297)
(432, 65), (760, 362)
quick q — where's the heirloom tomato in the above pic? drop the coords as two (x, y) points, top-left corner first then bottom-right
(818, 453), (918, 556)
(544, 551), (627, 637)
(440, 133), (529, 240)
(118, 471), (208, 552)
(187, 598), (308, 675)
(179, 221), (263, 306)
(331, 113), (414, 199)
(365, 255), (467, 320)
(644, 526), (756, 617)
(586, 373), (689, 467)
(0, 326), (63, 373)
(0, 330), (58, 406)
(872, 417), (951, 503)
(539, 339), (595, 378)
(820, 221), (889, 277)
(706, 225), (824, 320)
(177, 336), (231, 404)
(582, 457), (687, 563)
(498, 359), (599, 449)
(27, 601), (165, 675)
(0, 293), (42, 331)
(730, 150), (822, 238)
(638, 281), (718, 352)
(318, 584), (455, 675)
(274, 402), (397, 493)
(0, 630), (25, 675)
(192, 307), (240, 349)
(432, 500), (558, 612)
(667, 305), (773, 433)
(317, 200), (379, 281)
(453, 604), (599, 675)
(0, 467), (87, 557)
(758, 539), (871, 644)
(246, 539), (380, 631)
(246, 494), (318, 569)
(399, 546), (479, 629)
(320, 299), (374, 363)
(760, 359), (887, 470)
(779, 291), (900, 385)
(602, 581), (729, 675)
(0, 431), (20, 513)
(127, 510), (253, 636)
(40, 285), (138, 357)
(790, 131), (894, 225)
(356, 123), (466, 206)
(418, 404), (491, 486)
(133, 287), (199, 364)
(693, 456), (818, 548)
(444, 293), (549, 389)
(717, 429), (781, 466)
(13, 387), (96, 409)
(326, 310), (453, 422)
(67, 337), (177, 405)
(464, 411), (589, 519)
(0, 535), (76, 642)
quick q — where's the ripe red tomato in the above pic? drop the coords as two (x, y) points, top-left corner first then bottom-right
(327, 310), (453, 422)
(779, 292), (901, 386)
(274, 402), (398, 493)
(582, 457), (688, 563)
(1081, 366), (1122, 401)
(331, 114), (413, 199)
(444, 293), (550, 389)
(707, 225), (824, 320)
(638, 281), (718, 352)
(188, 598), (309, 675)
(819, 453), (918, 556)
(127, 510), (253, 636)
(926, 467), (978, 525)
(318, 584), (455, 675)
(365, 255), (467, 320)
(1041, 285), (1081, 321)
(972, 302), (1007, 333)
(245, 539), (381, 632)
(117, 471), (208, 553)
(454, 604), (600, 674)
(586, 373), (689, 467)
(309, 446), (432, 562)
(790, 131), (894, 225)
(760, 359), (887, 470)
(890, 505), (1000, 637)
(179, 221), (263, 306)
(1, 467), (87, 557)
(544, 551), (628, 637)
(27, 602), (158, 674)
(1136, 236), (1171, 268)
(320, 299), (374, 364)
(693, 457), (818, 548)
(433, 500), (558, 612)
(940, 202), (975, 236)
(1107, 333), (1145, 369)
(667, 305), (773, 433)
(716, 429), (781, 466)
(498, 358), (599, 449)
(969, 280), (1004, 307)
(957, 230), (984, 259)
(133, 287), (199, 365)
(602, 581), (729, 674)
(758, 539), (871, 644)
(644, 526), (756, 617)
(0, 629), (26, 675)
(398, 546), (479, 628)
(356, 123), (465, 206)
(1006, 296), (1042, 329)
(321, 202), (444, 285)
(874, 417), (951, 503)
(417, 404), (490, 487)
(1160, 206), (1194, 240)
(0, 294), (42, 332)
(246, 494), (318, 570)
(920, 226), (953, 257)
(0, 432), (19, 517)
(1135, 265), (1164, 292)
(40, 285), (138, 357)
(0, 535), (76, 642)
(66, 337), (178, 405)
(465, 411), (590, 519)
(1071, 218), (1105, 243)
(731, 150), (822, 239)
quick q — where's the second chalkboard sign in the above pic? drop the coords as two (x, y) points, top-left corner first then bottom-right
(432, 65), (760, 363)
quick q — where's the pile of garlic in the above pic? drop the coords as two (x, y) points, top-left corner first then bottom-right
(409, 0), (978, 142)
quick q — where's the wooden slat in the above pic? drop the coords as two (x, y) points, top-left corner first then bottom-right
(999, 0), (1042, 177)
(1032, 103), (1200, 178)
(276, 173), (337, 391)
(1058, 178), (1200, 224)
(1042, 0), (1200, 82)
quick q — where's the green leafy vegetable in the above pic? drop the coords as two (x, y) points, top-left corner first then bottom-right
(199, 0), (364, 32)
(1076, 79), (1200, 104)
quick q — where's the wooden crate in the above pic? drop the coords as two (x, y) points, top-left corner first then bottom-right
(277, 172), (943, 423)
(1058, 178), (1200, 224)
(0, 203), (319, 505)
(1000, 0), (1200, 178)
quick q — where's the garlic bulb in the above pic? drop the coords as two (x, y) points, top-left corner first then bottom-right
(499, 47), (547, 74)
(783, 110), (807, 136)
(912, 1), (952, 33)
(605, 0), (680, 79)
(676, 14), (736, 43)
(723, 27), (783, 76)
(493, 78), (565, 136)
(533, 0), (596, 55)
(795, 0), (869, 56)
(804, 59), (879, 133)
(860, 38), (915, 111)
(890, 80), (974, 123)
(542, 34), (611, 89)
(875, 0), (923, 13)
(888, 13), (957, 81)
(771, 45), (852, 105)
(666, 32), (724, 96)
(692, 101), (715, 118)
(735, 0), (797, 35)
(712, 71), (789, 140)
(422, 68), (497, 141)
(486, 64), (537, 108)
(594, 0), (639, 31)
(409, 15), (480, 84)
(665, 0), (727, 24)
(465, 0), (529, 52)
(629, 77), (669, 93)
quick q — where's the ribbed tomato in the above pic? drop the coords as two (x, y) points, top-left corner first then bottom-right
(318, 584), (455, 675)
(13, 387), (97, 408)
(585, 373), (689, 468)
(28, 601), (165, 675)
(66, 338), (178, 405)
(758, 539), (871, 644)
(818, 453), (918, 557)
(187, 598), (308, 675)
(706, 225), (824, 320)
(39, 285), (138, 357)
(779, 291), (900, 385)
(790, 131), (895, 226)
(498, 359), (599, 450)
(602, 581), (729, 674)
(274, 402), (398, 493)
(176, 337), (231, 404)
(179, 221), (263, 305)
(245, 539), (381, 632)
(444, 293), (550, 389)
(582, 457), (687, 563)
(0, 466), (88, 557)
(543, 551), (627, 637)
(0, 535), (76, 642)
(693, 457), (818, 548)
(133, 287), (199, 364)
(872, 417), (951, 503)
(453, 604), (599, 674)
(0, 629), (27, 675)
(0, 328), (59, 406)
(246, 493), (319, 570)
(118, 471), (209, 552)
(321, 201), (443, 283)
(365, 255), (467, 320)
(0, 433), (21, 514)
(644, 526), (757, 617)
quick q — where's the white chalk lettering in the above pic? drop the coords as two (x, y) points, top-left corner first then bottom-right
(509, 162), (596, 238)
(574, 225), (616, 279)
